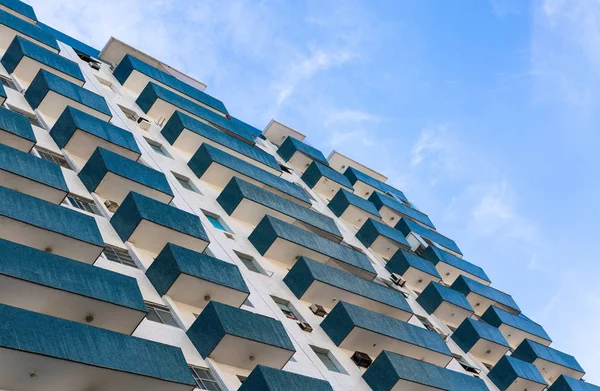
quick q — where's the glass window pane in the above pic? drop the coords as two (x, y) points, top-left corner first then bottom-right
(145, 308), (162, 323)
(156, 308), (179, 327)
(176, 176), (194, 191)
(240, 258), (260, 273)
(207, 215), (227, 231)
(315, 351), (341, 372)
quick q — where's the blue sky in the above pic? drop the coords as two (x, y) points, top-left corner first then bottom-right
(30, 0), (600, 381)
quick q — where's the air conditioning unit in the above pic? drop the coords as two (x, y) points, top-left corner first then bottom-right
(89, 62), (101, 71)
(390, 273), (406, 287)
(351, 351), (372, 368)
(297, 321), (313, 333)
(310, 304), (327, 317)
(104, 200), (119, 213)
(137, 117), (151, 130)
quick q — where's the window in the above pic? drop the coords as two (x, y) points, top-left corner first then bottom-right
(145, 302), (179, 327)
(311, 346), (345, 373)
(118, 104), (139, 121)
(189, 366), (223, 391)
(6, 104), (43, 128)
(0, 75), (18, 91)
(452, 354), (481, 376)
(172, 172), (198, 193)
(64, 194), (102, 215)
(75, 50), (102, 70)
(103, 245), (137, 268)
(271, 296), (302, 320)
(279, 164), (294, 174)
(234, 251), (268, 276)
(202, 210), (232, 233)
(145, 138), (171, 158)
(35, 148), (71, 169)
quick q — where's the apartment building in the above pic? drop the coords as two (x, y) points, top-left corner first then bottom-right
(0, 1), (594, 390)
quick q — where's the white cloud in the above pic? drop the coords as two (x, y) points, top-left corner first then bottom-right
(324, 109), (379, 128)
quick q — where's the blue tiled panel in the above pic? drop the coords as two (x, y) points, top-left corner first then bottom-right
(50, 106), (141, 157)
(145, 243), (249, 297)
(249, 216), (376, 279)
(0, 238), (147, 313)
(451, 318), (510, 353)
(188, 144), (311, 205)
(0, 0), (36, 21)
(343, 166), (407, 202)
(450, 275), (520, 314)
(368, 191), (435, 229)
(0, 107), (34, 147)
(511, 339), (585, 375)
(355, 218), (410, 250)
(328, 188), (381, 219)
(161, 110), (279, 172)
(284, 257), (413, 315)
(0, 9), (58, 51)
(416, 281), (474, 314)
(110, 191), (209, 244)
(0, 185), (103, 246)
(0, 79), (5, 102)
(38, 22), (101, 58)
(0, 143), (67, 193)
(2, 36), (85, 83)
(187, 301), (295, 357)
(488, 356), (547, 391)
(363, 351), (489, 391)
(385, 249), (441, 280)
(321, 301), (450, 357)
(301, 160), (354, 190)
(239, 365), (333, 391)
(114, 55), (228, 114)
(549, 376), (600, 391)
(79, 147), (173, 199)
(217, 177), (342, 240)
(0, 304), (195, 386)
(136, 82), (255, 144)
(276, 136), (328, 165)
(481, 306), (552, 344)
(421, 245), (490, 283)
(25, 70), (111, 118)
(396, 217), (463, 256)
(231, 115), (261, 138)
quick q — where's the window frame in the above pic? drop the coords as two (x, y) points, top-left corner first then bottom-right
(64, 194), (102, 216)
(6, 104), (44, 128)
(172, 172), (198, 193)
(34, 148), (71, 169)
(189, 365), (223, 391)
(144, 138), (171, 158)
(311, 346), (346, 374)
(271, 296), (304, 321)
(144, 302), (179, 328)
(102, 244), (137, 268)
(202, 210), (233, 234)
(234, 251), (270, 276)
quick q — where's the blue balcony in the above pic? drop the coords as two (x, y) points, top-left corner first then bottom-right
(146, 243), (249, 308)
(110, 191), (209, 255)
(396, 217), (463, 257)
(50, 106), (141, 162)
(25, 71), (112, 125)
(451, 318), (510, 366)
(301, 160), (354, 199)
(328, 188), (382, 228)
(79, 147), (173, 204)
(548, 375), (600, 391)
(136, 82), (254, 144)
(363, 351), (489, 391)
(0, 304), (195, 391)
(276, 136), (328, 174)
(368, 191), (435, 229)
(0, 0), (37, 23)
(0, 9), (58, 53)
(488, 355), (547, 391)
(239, 365), (333, 391)
(322, 301), (451, 366)
(0, 185), (103, 263)
(343, 166), (407, 201)
(0, 106), (35, 151)
(511, 339), (585, 384)
(356, 218), (410, 260)
(249, 215), (376, 280)
(217, 177), (343, 243)
(0, 238), (147, 334)
(161, 111), (280, 174)
(422, 245), (491, 285)
(113, 54), (228, 115)
(450, 275), (520, 315)
(284, 257), (413, 321)
(187, 301), (295, 370)
(481, 306), (552, 349)
(189, 143), (311, 207)
(2, 36), (85, 88)
(0, 78), (5, 105)
(385, 249), (442, 291)
(416, 282), (474, 329)
(0, 143), (67, 203)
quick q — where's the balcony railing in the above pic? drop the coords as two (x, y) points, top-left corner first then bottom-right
(368, 191), (435, 229)
(396, 217), (463, 257)
(450, 318), (510, 366)
(0, 0), (37, 24)
(0, 106), (35, 152)
(355, 218), (411, 260)
(276, 136), (328, 174)
(416, 281), (474, 329)
(480, 306), (552, 349)
(0, 8), (58, 53)
(328, 188), (382, 228)
(487, 355), (547, 391)
(384, 249), (442, 291)
(450, 275), (520, 315)
(239, 365), (333, 391)
(421, 245), (490, 285)
(301, 160), (354, 199)
(343, 166), (407, 201)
